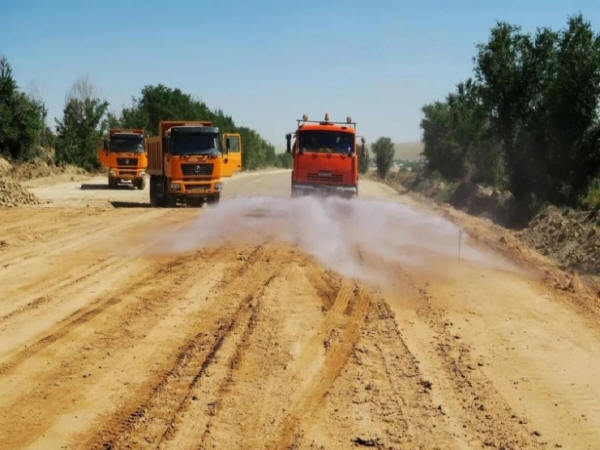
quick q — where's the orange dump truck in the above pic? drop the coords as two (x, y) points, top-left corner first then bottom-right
(146, 120), (241, 206)
(98, 129), (147, 189)
(286, 114), (358, 198)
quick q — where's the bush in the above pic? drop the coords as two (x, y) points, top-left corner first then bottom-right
(580, 177), (600, 209)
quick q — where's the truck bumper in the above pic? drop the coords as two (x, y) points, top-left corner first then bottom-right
(168, 180), (222, 198)
(109, 168), (145, 182)
(292, 183), (358, 198)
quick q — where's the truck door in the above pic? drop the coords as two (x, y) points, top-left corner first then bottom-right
(222, 133), (242, 177)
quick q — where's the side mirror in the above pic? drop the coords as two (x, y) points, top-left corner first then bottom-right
(103, 138), (109, 151)
(286, 133), (292, 153)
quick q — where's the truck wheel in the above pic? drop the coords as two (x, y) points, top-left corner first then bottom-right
(108, 176), (118, 189)
(149, 175), (164, 207)
(207, 193), (220, 205)
(135, 177), (146, 190)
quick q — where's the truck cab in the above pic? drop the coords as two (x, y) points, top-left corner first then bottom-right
(98, 129), (147, 189)
(287, 114), (358, 198)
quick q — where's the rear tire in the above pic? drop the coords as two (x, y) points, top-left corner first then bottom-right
(150, 175), (165, 207)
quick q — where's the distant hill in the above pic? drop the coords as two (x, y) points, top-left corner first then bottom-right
(394, 141), (423, 161)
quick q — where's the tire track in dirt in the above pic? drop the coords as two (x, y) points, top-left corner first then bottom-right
(272, 281), (371, 448)
(0, 208), (199, 359)
(401, 275), (544, 449)
(0, 255), (116, 324)
(0, 248), (238, 449)
(84, 246), (279, 449)
(0, 209), (164, 270)
(0, 257), (183, 377)
(160, 275), (277, 449)
(300, 289), (454, 449)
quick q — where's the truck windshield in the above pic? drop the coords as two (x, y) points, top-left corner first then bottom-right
(298, 131), (354, 154)
(171, 133), (221, 156)
(110, 135), (144, 153)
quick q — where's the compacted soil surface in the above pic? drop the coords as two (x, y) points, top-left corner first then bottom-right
(0, 170), (598, 449)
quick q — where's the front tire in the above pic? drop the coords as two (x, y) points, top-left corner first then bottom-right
(135, 177), (146, 190)
(108, 176), (118, 189)
(206, 193), (220, 205)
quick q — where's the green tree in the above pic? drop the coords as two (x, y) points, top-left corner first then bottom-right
(422, 79), (503, 185)
(358, 137), (369, 174)
(275, 152), (293, 169)
(421, 101), (464, 179)
(112, 84), (277, 169)
(422, 15), (600, 210)
(372, 137), (395, 178)
(55, 77), (108, 169)
(0, 56), (45, 160)
(475, 16), (600, 206)
(538, 15), (600, 204)
(237, 127), (277, 169)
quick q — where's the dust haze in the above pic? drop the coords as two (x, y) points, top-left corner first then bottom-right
(158, 196), (519, 281)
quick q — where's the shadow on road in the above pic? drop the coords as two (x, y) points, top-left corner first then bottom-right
(81, 183), (110, 190)
(110, 201), (152, 208)
(81, 183), (138, 191)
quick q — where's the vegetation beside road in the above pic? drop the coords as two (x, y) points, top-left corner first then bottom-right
(0, 59), (283, 171)
(421, 15), (600, 213)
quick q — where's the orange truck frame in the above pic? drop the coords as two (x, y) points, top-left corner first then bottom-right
(98, 129), (147, 189)
(146, 120), (241, 207)
(286, 114), (358, 198)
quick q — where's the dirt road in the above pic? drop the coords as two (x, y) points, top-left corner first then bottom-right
(1, 170), (599, 449)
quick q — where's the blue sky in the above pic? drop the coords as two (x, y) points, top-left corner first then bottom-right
(1, 0), (599, 145)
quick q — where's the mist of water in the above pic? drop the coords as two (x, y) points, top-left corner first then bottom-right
(153, 196), (519, 282)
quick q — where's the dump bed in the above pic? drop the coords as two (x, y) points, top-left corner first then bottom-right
(146, 136), (163, 175)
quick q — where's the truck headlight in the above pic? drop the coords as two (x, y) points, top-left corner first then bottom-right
(139, 170), (145, 176)
(215, 182), (223, 191)
(170, 182), (181, 191)
(109, 169), (117, 176)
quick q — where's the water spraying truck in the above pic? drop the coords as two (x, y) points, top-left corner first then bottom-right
(98, 129), (147, 189)
(146, 120), (241, 207)
(286, 113), (358, 198)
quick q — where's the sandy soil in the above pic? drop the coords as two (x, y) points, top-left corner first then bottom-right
(0, 170), (598, 449)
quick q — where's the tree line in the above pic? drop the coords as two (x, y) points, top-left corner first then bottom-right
(0, 58), (287, 170)
(421, 15), (600, 210)
(0, 57), (48, 161)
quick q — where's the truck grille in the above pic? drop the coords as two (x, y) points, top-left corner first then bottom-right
(117, 158), (138, 166)
(307, 173), (343, 184)
(185, 184), (211, 192)
(182, 163), (213, 176)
